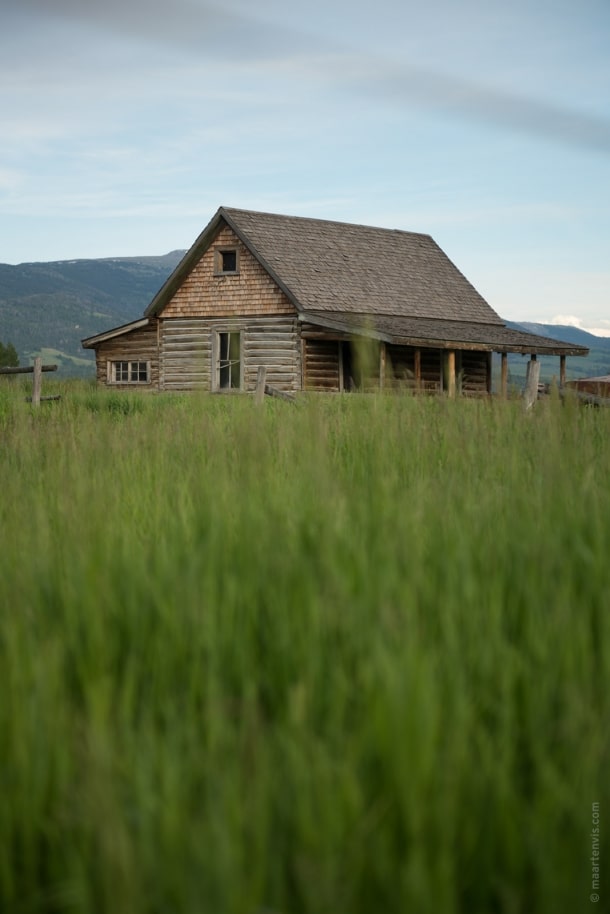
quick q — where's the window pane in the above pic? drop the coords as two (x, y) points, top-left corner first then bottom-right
(219, 364), (230, 388)
(115, 361), (128, 381)
(229, 333), (240, 388)
(219, 333), (229, 361)
(228, 332), (240, 364)
(221, 250), (236, 272)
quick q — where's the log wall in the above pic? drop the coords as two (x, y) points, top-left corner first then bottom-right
(160, 316), (301, 392)
(242, 316), (301, 391)
(94, 320), (159, 388)
(160, 319), (211, 390)
(304, 339), (340, 391)
(459, 350), (490, 395)
(386, 344), (416, 388)
(420, 348), (442, 392)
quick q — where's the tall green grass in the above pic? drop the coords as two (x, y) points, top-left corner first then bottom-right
(1, 385), (608, 913)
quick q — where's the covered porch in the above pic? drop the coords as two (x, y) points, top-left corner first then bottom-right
(299, 311), (588, 396)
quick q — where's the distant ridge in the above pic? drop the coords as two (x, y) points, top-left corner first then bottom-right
(505, 320), (605, 349)
(16, 251), (186, 269)
(0, 251), (186, 377)
(504, 320), (610, 382)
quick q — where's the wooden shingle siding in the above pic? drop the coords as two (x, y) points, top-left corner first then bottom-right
(94, 320), (159, 388)
(162, 226), (296, 319)
(304, 339), (340, 391)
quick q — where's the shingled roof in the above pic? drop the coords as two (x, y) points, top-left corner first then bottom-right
(142, 207), (588, 356)
(222, 208), (502, 324)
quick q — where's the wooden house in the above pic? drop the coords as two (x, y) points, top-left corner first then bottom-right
(82, 207), (588, 395)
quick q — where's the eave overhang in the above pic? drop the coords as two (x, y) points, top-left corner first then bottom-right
(81, 317), (150, 349)
(299, 311), (589, 356)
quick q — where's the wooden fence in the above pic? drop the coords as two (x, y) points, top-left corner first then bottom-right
(0, 357), (60, 406)
(254, 366), (296, 403)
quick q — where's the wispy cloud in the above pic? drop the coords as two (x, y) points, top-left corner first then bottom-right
(15, 0), (312, 61)
(11, 0), (610, 154)
(350, 59), (610, 154)
(547, 315), (610, 338)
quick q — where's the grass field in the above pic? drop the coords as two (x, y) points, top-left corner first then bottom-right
(1, 382), (608, 913)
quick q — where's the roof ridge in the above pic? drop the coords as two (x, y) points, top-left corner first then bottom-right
(220, 206), (434, 240)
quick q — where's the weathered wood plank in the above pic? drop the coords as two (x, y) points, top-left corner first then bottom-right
(264, 384), (296, 402)
(32, 358), (42, 406)
(447, 350), (456, 398)
(0, 364), (58, 375)
(523, 359), (541, 410)
(255, 366), (267, 404)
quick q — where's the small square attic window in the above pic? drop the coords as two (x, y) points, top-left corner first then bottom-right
(214, 247), (239, 275)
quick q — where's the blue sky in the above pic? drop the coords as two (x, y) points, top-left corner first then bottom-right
(2, 0), (609, 334)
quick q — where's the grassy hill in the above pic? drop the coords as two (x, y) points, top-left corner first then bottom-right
(0, 252), (185, 377)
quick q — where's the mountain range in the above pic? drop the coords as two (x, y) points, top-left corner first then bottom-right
(1, 254), (608, 380)
(503, 321), (610, 383)
(0, 252), (185, 377)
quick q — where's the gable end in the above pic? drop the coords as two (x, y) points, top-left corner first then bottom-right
(155, 222), (297, 320)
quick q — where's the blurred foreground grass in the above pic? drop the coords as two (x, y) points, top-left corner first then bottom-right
(0, 383), (608, 913)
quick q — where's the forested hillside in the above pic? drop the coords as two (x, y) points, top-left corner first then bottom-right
(0, 252), (184, 377)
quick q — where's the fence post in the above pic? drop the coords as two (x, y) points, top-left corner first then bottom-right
(32, 357), (42, 407)
(523, 358), (540, 411)
(255, 366), (267, 405)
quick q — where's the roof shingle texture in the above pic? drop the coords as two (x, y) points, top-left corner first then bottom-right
(300, 311), (586, 353)
(223, 208), (504, 326)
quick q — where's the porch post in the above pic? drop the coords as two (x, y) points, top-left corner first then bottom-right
(501, 352), (508, 398)
(559, 354), (566, 387)
(379, 341), (386, 391)
(447, 350), (456, 398)
(524, 357), (541, 410)
(414, 349), (421, 391)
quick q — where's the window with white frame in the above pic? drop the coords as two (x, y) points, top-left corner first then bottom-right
(216, 332), (241, 389)
(109, 360), (150, 384)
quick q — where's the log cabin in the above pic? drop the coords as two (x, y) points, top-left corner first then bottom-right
(82, 206), (588, 395)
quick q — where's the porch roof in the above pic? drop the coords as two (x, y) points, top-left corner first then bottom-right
(299, 311), (589, 356)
